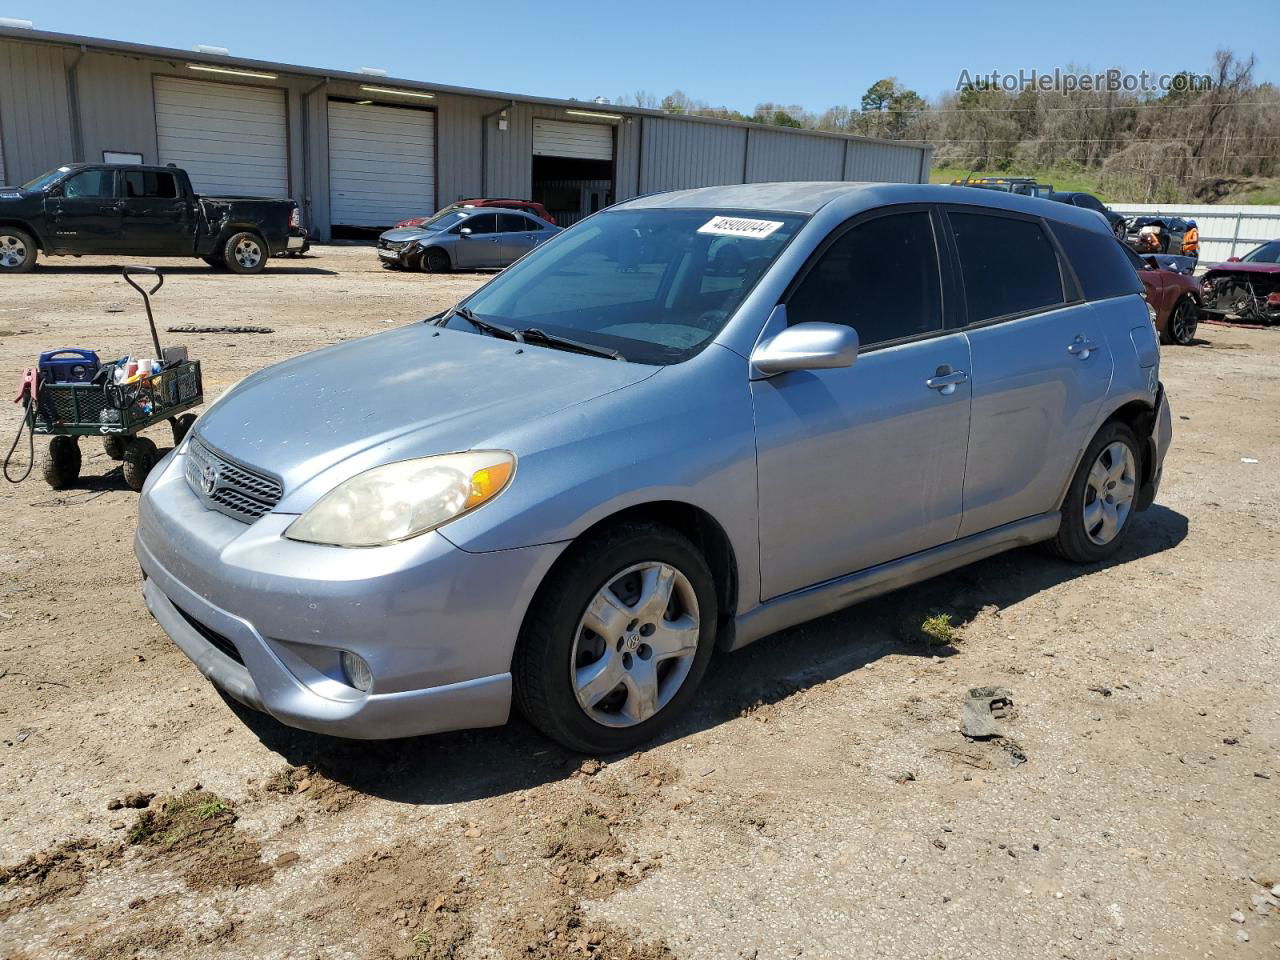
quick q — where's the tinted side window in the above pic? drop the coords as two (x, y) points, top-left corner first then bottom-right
(62, 170), (114, 199)
(949, 213), (1064, 322)
(1074, 194), (1105, 213)
(499, 213), (531, 233)
(788, 211), (942, 347)
(123, 171), (178, 199)
(463, 214), (497, 235)
(1050, 222), (1144, 300)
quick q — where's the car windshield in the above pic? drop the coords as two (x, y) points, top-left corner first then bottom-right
(1242, 241), (1280, 264)
(447, 207), (807, 364)
(418, 208), (469, 231)
(20, 166), (72, 192)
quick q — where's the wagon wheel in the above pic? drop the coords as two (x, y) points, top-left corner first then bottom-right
(122, 436), (158, 492)
(41, 436), (81, 489)
(103, 435), (128, 461)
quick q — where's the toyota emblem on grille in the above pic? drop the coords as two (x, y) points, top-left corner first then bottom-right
(199, 461), (220, 497)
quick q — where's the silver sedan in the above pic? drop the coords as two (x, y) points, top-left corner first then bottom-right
(376, 208), (561, 272)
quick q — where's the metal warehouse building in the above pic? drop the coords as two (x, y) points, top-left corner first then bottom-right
(0, 25), (932, 240)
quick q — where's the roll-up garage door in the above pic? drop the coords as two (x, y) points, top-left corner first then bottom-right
(327, 101), (435, 228)
(154, 76), (288, 197)
(532, 119), (613, 160)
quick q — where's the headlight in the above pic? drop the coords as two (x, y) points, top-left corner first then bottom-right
(284, 451), (515, 547)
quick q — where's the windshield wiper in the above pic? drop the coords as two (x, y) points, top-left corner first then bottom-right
(451, 306), (522, 341)
(518, 328), (623, 361)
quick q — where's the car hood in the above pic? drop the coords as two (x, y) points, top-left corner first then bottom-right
(193, 324), (658, 510)
(380, 226), (439, 243)
(1205, 261), (1280, 275)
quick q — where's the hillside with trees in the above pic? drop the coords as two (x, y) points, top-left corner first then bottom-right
(618, 51), (1280, 203)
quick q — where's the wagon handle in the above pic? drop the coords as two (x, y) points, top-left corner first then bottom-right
(122, 266), (165, 358)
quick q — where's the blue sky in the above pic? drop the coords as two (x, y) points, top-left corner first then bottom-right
(26, 0), (1276, 111)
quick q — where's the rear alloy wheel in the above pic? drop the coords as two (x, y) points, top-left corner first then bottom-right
(0, 229), (37, 273)
(223, 232), (268, 275)
(1163, 296), (1199, 346)
(419, 248), (450, 273)
(515, 522), (718, 753)
(1048, 422), (1141, 563)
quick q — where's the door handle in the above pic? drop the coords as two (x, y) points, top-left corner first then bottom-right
(1067, 336), (1099, 358)
(926, 367), (968, 395)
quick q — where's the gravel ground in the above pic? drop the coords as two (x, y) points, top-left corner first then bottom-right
(0, 246), (1277, 960)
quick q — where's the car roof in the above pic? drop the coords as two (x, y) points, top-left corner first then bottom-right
(615, 181), (1115, 235)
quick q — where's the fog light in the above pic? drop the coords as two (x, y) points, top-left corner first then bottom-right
(340, 651), (373, 693)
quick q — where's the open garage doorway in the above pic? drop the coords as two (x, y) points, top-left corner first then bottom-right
(531, 119), (615, 227)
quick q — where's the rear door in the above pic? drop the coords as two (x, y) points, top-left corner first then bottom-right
(946, 209), (1114, 537)
(752, 206), (973, 599)
(46, 168), (120, 252)
(118, 169), (192, 255)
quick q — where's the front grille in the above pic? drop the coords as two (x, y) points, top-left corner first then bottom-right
(173, 603), (244, 665)
(184, 435), (283, 522)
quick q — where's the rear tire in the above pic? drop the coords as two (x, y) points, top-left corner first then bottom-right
(1048, 422), (1141, 564)
(419, 248), (450, 273)
(222, 232), (268, 275)
(42, 436), (81, 489)
(122, 436), (158, 492)
(0, 228), (37, 274)
(514, 521), (718, 754)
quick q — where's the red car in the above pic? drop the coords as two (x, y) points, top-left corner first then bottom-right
(1120, 242), (1201, 345)
(395, 199), (556, 230)
(1200, 240), (1280, 325)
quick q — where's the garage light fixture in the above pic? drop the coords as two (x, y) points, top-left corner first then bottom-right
(360, 85), (434, 100)
(188, 64), (279, 80)
(565, 109), (623, 121)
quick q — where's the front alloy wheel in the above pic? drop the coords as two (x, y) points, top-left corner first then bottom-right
(571, 562), (701, 728)
(514, 522), (718, 753)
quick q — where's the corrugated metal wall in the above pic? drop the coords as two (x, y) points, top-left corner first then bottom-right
(0, 33), (932, 240)
(0, 39), (74, 182)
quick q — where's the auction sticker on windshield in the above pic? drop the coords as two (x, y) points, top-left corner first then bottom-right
(697, 216), (785, 239)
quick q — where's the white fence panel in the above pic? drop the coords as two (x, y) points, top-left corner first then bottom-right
(1112, 203), (1280, 263)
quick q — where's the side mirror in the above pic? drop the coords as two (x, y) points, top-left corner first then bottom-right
(459, 227), (473, 236)
(1143, 256), (1161, 270)
(750, 320), (859, 378)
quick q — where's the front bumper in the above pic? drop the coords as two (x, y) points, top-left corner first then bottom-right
(135, 450), (564, 739)
(377, 245), (418, 267)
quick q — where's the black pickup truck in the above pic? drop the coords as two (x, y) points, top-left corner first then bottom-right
(0, 163), (302, 275)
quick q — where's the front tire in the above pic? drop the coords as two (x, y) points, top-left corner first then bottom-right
(1049, 422), (1141, 564)
(223, 232), (268, 275)
(419, 248), (450, 273)
(514, 522), (718, 754)
(0, 228), (37, 274)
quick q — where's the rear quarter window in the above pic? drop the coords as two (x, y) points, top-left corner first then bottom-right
(1050, 221), (1143, 301)
(949, 212), (1065, 323)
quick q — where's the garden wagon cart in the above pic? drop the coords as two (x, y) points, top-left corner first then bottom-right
(25, 267), (204, 491)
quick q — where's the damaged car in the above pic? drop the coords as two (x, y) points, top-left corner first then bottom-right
(1199, 240), (1280, 325)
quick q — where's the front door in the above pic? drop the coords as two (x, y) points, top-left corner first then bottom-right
(752, 208), (972, 600)
(944, 209), (1115, 537)
(46, 168), (120, 252)
(452, 213), (501, 268)
(117, 169), (192, 255)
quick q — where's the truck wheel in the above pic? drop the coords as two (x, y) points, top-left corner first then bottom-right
(122, 436), (158, 492)
(420, 248), (450, 273)
(42, 436), (81, 489)
(223, 232), (268, 275)
(103, 435), (128, 461)
(0, 228), (37, 274)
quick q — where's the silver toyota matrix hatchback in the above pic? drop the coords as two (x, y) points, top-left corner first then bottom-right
(137, 182), (1172, 753)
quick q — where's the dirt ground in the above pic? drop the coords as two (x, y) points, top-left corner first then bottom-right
(0, 245), (1277, 960)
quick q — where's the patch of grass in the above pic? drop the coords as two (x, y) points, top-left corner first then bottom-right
(126, 790), (236, 851)
(920, 613), (958, 647)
